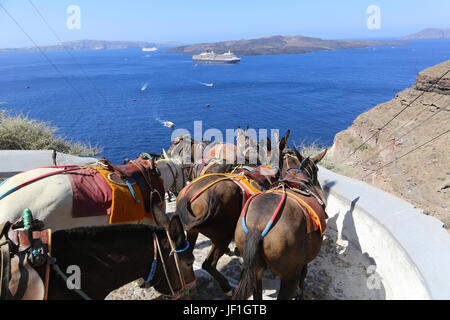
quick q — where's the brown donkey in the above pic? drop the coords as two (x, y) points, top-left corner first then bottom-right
(173, 130), (290, 296)
(233, 147), (328, 300)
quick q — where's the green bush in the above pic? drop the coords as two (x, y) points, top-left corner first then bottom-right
(0, 109), (102, 156)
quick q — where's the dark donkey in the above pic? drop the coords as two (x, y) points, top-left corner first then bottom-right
(172, 131), (290, 296)
(1, 215), (196, 300)
(233, 147), (328, 300)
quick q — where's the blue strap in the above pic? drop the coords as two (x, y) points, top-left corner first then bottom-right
(260, 221), (273, 237)
(146, 259), (158, 282)
(125, 179), (140, 203)
(0, 185), (18, 201)
(0, 178), (9, 187)
(175, 241), (190, 253)
(241, 217), (249, 234)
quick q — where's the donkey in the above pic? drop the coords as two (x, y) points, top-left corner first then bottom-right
(172, 130), (290, 296)
(0, 154), (190, 232)
(2, 215), (196, 300)
(233, 147), (328, 300)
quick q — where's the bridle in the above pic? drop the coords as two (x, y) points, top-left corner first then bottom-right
(145, 230), (196, 300)
(128, 154), (164, 205)
(283, 152), (300, 171)
(49, 228), (196, 300)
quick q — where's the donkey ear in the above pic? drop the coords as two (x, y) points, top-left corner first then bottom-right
(278, 129), (291, 150)
(266, 137), (272, 152)
(168, 215), (187, 247)
(312, 149), (327, 164)
(293, 146), (304, 162)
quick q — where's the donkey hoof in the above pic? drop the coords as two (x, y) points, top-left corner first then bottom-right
(224, 289), (233, 297)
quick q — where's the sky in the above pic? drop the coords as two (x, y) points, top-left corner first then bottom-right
(0, 0), (449, 48)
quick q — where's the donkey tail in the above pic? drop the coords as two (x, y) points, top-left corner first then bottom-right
(233, 229), (263, 300)
(175, 187), (219, 230)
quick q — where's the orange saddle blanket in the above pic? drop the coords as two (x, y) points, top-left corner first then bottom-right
(68, 167), (151, 224)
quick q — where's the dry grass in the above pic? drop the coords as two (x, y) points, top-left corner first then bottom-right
(0, 109), (102, 156)
(293, 140), (354, 176)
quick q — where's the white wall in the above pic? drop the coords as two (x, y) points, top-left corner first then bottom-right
(0, 150), (98, 178)
(318, 166), (450, 300)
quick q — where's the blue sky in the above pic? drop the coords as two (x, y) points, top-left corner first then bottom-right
(0, 0), (449, 48)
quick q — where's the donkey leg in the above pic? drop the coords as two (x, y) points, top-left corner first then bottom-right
(202, 243), (233, 296)
(186, 229), (199, 254)
(278, 276), (301, 300)
(295, 264), (308, 300)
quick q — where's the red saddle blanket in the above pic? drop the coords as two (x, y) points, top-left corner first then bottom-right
(67, 168), (113, 218)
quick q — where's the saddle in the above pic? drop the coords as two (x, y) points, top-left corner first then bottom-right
(0, 215), (52, 300)
(97, 155), (165, 213)
(235, 165), (278, 190)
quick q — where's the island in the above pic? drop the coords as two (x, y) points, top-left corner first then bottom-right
(402, 28), (450, 40)
(0, 39), (183, 53)
(164, 34), (407, 56)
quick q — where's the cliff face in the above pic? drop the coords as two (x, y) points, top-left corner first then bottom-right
(328, 60), (450, 228)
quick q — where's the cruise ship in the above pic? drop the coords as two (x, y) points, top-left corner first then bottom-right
(192, 50), (241, 63)
(142, 47), (158, 52)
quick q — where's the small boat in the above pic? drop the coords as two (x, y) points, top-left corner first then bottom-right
(205, 83), (214, 87)
(142, 47), (158, 52)
(163, 121), (175, 128)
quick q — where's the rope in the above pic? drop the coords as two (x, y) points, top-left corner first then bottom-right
(356, 106), (448, 166)
(343, 69), (450, 162)
(361, 129), (449, 180)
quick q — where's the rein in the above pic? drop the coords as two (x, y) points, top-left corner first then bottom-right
(149, 230), (195, 300)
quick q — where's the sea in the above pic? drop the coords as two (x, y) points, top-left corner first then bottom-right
(0, 39), (449, 163)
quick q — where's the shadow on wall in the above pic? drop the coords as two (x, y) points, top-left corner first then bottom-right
(323, 184), (386, 299)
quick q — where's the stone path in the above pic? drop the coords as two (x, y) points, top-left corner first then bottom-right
(106, 199), (385, 300)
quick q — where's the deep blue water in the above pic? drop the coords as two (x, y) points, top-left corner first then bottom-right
(0, 39), (449, 163)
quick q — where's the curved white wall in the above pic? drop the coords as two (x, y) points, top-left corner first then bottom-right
(318, 166), (450, 300)
(0, 150), (98, 178)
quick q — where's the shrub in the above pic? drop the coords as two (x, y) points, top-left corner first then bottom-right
(0, 109), (102, 156)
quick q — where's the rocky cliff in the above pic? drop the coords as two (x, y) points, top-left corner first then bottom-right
(328, 60), (450, 228)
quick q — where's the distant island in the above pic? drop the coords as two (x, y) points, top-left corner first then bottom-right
(165, 34), (407, 56)
(0, 39), (183, 53)
(402, 28), (450, 40)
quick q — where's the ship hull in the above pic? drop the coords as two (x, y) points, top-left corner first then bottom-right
(192, 59), (240, 64)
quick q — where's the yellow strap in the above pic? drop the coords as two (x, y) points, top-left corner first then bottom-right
(188, 173), (261, 201)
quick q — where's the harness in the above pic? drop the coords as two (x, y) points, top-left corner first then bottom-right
(0, 154), (165, 216)
(145, 231), (196, 300)
(240, 169), (327, 238)
(183, 172), (262, 207)
(1, 209), (195, 300)
(0, 209), (52, 300)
